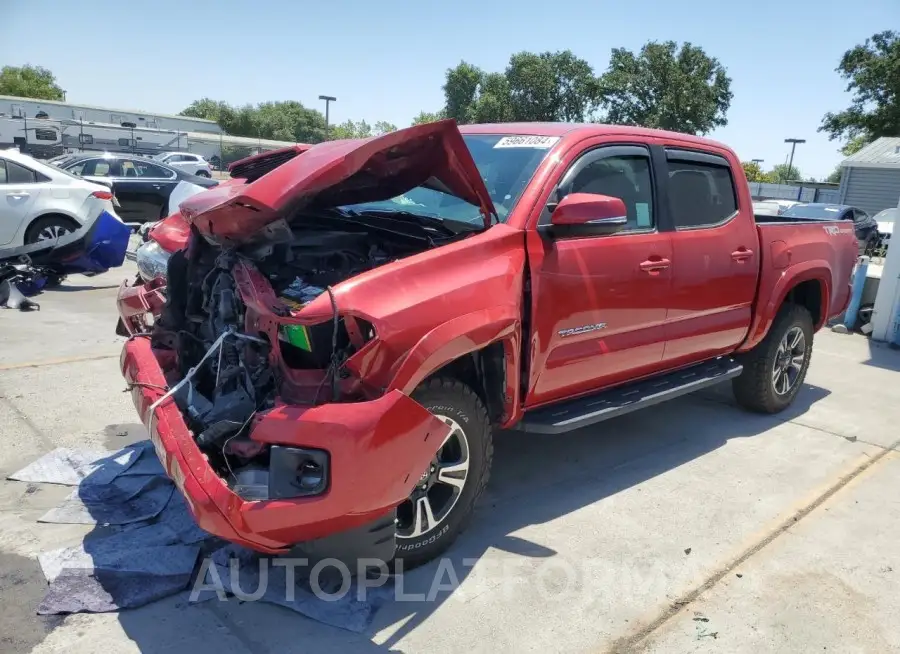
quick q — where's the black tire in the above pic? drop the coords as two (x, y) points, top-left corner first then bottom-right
(196, 170), (211, 178)
(393, 377), (494, 569)
(24, 215), (79, 244)
(732, 303), (814, 413)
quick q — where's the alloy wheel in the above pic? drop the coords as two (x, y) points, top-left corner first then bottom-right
(396, 415), (470, 539)
(772, 326), (806, 395)
(37, 224), (72, 242)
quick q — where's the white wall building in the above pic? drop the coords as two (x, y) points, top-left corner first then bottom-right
(0, 94), (221, 134)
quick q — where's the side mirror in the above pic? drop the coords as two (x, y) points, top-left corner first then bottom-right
(549, 193), (628, 234)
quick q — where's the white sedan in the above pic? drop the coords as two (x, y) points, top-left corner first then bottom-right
(152, 152), (212, 177)
(0, 148), (120, 249)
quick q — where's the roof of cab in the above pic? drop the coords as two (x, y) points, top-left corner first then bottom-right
(458, 122), (731, 150)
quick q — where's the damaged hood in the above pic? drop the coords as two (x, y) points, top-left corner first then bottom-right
(179, 120), (497, 241)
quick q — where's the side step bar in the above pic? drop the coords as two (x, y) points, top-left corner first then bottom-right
(517, 358), (743, 435)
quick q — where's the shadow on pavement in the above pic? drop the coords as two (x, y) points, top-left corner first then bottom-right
(63, 380), (827, 653)
(864, 339), (900, 372)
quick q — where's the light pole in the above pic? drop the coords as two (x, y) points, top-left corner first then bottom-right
(318, 95), (336, 136)
(784, 138), (805, 182)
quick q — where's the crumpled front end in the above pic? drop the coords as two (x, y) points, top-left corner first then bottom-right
(116, 229), (452, 557)
(120, 334), (448, 553)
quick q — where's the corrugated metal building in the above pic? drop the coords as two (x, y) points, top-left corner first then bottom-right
(0, 94), (221, 134)
(839, 137), (900, 214)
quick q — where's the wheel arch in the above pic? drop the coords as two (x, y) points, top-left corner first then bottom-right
(739, 263), (831, 353)
(385, 306), (522, 427)
(23, 211), (83, 242)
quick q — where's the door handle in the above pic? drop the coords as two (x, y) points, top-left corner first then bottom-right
(731, 248), (754, 262)
(152, 184), (162, 189)
(639, 258), (671, 272)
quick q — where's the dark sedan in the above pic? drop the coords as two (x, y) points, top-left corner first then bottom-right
(53, 153), (218, 223)
(781, 203), (878, 255)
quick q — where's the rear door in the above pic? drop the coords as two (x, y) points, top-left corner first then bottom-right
(662, 149), (758, 366)
(113, 159), (178, 222)
(0, 157), (44, 246)
(525, 143), (673, 407)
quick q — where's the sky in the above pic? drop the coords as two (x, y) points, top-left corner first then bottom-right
(1, 0), (896, 179)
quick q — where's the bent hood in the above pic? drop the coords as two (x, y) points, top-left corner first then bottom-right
(179, 120), (496, 241)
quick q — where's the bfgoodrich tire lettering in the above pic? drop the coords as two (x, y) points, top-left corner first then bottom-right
(393, 377), (493, 569)
(733, 303), (814, 413)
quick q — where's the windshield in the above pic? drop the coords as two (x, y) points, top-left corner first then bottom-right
(341, 134), (555, 224)
(782, 205), (844, 219)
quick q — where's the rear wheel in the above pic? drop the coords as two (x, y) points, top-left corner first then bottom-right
(25, 215), (78, 244)
(393, 377), (493, 569)
(732, 304), (814, 413)
(195, 170), (211, 178)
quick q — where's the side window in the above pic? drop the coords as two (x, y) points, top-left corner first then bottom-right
(562, 153), (655, 230)
(135, 161), (174, 178)
(667, 158), (738, 229)
(6, 161), (38, 184)
(82, 159), (116, 177)
(0, 160), (7, 184)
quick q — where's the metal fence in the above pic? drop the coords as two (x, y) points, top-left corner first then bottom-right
(749, 182), (841, 204)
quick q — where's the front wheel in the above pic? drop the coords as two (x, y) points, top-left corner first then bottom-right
(393, 377), (493, 569)
(732, 303), (814, 413)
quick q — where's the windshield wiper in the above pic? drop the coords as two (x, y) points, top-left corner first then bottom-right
(341, 208), (483, 236)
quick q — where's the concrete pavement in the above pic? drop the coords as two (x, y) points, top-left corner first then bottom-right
(0, 265), (898, 653)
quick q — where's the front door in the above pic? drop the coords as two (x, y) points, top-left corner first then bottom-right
(662, 148), (758, 366)
(525, 144), (673, 407)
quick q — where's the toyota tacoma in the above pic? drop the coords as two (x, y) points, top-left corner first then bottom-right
(117, 121), (859, 568)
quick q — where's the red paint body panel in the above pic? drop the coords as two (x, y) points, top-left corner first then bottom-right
(179, 120), (496, 241)
(119, 335), (449, 551)
(118, 121), (859, 554)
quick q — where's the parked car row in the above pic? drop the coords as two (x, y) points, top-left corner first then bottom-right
(47, 152), (218, 223)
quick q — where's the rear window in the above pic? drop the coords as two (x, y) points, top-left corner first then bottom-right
(668, 159), (738, 228)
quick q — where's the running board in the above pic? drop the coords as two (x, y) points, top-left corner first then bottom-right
(517, 358), (743, 434)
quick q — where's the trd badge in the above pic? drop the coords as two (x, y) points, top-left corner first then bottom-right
(558, 323), (607, 337)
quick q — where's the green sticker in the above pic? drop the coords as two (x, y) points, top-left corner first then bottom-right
(635, 203), (651, 227)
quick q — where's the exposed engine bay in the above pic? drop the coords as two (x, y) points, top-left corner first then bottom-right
(152, 216), (454, 496)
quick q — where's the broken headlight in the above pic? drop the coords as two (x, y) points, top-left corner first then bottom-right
(135, 240), (171, 283)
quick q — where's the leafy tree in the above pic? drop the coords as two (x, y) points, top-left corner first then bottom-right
(840, 133), (871, 156)
(769, 163), (802, 183)
(0, 64), (65, 101)
(440, 51), (602, 124)
(411, 110), (445, 125)
(180, 99), (394, 143)
(819, 31), (900, 144)
(599, 41), (733, 135)
(826, 167), (843, 184)
(741, 161), (770, 183)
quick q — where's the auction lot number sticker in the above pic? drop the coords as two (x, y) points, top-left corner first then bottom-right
(493, 136), (561, 149)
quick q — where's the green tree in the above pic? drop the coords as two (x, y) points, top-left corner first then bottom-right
(180, 98), (395, 143)
(840, 133), (871, 156)
(599, 41), (733, 135)
(411, 110), (445, 125)
(741, 161), (770, 183)
(440, 51), (601, 124)
(769, 164), (802, 183)
(0, 64), (65, 101)
(819, 31), (900, 144)
(826, 167), (843, 184)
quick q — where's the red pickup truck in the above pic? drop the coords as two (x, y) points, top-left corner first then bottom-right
(117, 120), (858, 569)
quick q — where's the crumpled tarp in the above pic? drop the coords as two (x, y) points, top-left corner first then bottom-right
(8, 444), (146, 486)
(192, 545), (394, 634)
(38, 476), (175, 526)
(14, 440), (393, 632)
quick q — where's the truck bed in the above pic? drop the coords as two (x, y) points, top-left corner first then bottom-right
(742, 216), (858, 350)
